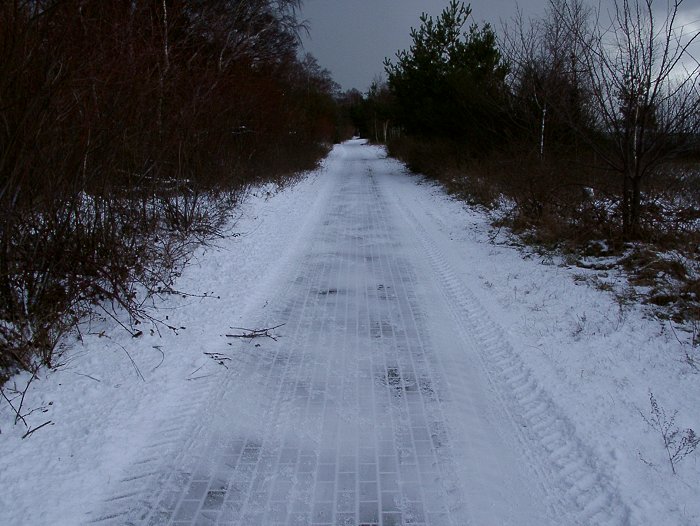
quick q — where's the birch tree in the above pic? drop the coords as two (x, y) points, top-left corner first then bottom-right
(560, 0), (700, 237)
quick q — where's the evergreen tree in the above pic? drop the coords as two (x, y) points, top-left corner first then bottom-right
(384, 1), (508, 150)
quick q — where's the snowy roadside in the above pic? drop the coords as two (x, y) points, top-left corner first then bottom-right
(381, 152), (700, 525)
(1, 142), (698, 525)
(0, 162), (336, 525)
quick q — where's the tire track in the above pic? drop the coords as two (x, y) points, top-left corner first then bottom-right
(89, 142), (628, 525)
(383, 175), (631, 526)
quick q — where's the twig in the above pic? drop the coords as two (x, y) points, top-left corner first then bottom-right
(14, 374), (36, 426)
(668, 320), (684, 345)
(0, 386), (27, 428)
(117, 344), (145, 381)
(488, 224), (503, 243)
(22, 420), (53, 439)
(203, 352), (231, 369)
(229, 323), (285, 333)
(186, 374), (216, 381)
(186, 364), (205, 379)
(97, 302), (138, 336)
(203, 352), (231, 360)
(69, 372), (101, 382)
(151, 346), (165, 372)
(669, 321), (698, 371)
(226, 323), (285, 341)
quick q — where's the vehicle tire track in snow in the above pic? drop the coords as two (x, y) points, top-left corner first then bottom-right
(89, 141), (627, 525)
(381, 167), (632, 526)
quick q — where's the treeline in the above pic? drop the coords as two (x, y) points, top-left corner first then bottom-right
(349, 0), (699, 243)
(347, 0), (700, 318)
(0, 0), (342, 376)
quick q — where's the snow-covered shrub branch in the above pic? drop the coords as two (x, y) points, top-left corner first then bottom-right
(641, 391), (699, 474)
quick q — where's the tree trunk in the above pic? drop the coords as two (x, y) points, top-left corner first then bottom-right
(539, 104), (547, 159)
(622, 172), (631, 238)
(630, 175), (642, 238)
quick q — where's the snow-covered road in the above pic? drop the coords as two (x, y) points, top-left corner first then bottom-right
(90, 141), (626, 525)
(4, 140), (698, 525)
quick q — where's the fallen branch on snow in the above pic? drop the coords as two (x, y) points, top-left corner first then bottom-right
(226, 323), (285, 342)
(0, 375), (54, 439)
(22, 420), (53, 439)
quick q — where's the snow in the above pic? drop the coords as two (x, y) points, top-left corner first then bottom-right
(1, 139), (698, 525)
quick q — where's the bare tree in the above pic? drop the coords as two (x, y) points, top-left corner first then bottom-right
(559, 0), (700, 238)
(503, 0), (593, 160)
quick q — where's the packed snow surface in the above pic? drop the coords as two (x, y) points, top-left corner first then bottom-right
(1, 140), (698, 525)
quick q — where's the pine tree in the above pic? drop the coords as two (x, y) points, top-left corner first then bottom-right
(384, 0), (508, 149)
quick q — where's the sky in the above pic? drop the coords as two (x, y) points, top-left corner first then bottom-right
(300, 0), (700, 92)
(299, 0), (548, 91)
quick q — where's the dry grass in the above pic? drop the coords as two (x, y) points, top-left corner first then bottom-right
(388, 136), (700, 322)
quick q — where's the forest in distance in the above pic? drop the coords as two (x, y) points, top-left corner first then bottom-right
(1, 0), (699, 381)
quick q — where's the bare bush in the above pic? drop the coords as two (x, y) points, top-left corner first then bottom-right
(0, 0), (340, 378)
(640, 391), (699, 474)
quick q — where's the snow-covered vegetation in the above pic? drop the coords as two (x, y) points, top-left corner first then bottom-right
(0, 0), (342, 380)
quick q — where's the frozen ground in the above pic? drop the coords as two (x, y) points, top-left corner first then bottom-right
(1, 140), (698, 525)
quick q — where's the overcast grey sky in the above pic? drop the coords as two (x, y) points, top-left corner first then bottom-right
(300, 0), (700, 92)
(299, 0), (547, 91)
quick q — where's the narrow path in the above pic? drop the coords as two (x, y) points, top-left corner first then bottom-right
(91, 141), (627, 525)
